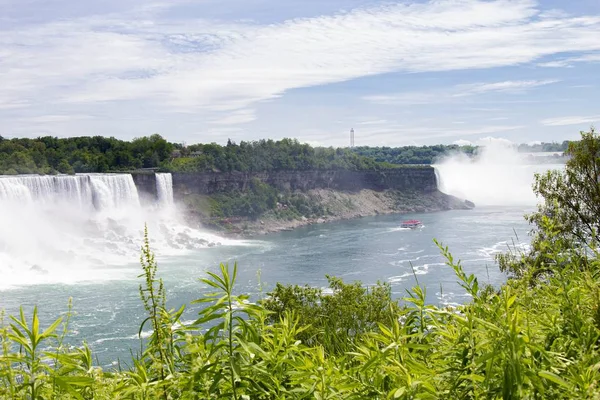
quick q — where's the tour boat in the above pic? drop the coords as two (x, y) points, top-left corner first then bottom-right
(401, 219), (422, 229)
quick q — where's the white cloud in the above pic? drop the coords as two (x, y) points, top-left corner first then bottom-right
(359, 124), (524, 142)
(359, 119), (389, 125)
(540, 115), (600, 126)
(538, 52), (600, 68)
(1, 0), (600, 139)
(364, 80), (559, 105)
(208, 109), (256, 125)
(26, 114), (95, 123)
(455, 80), (559, 96)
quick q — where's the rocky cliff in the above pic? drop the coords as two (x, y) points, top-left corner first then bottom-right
(131, 168), (472, 236)
(165, 168), (437, 199)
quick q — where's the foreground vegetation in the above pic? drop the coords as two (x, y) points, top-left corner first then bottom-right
(1, 130), (599, 399)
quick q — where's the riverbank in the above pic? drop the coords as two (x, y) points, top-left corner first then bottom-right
(185, 188), (473, 237)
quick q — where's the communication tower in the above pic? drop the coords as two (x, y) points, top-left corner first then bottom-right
(350, 128), (355, 148)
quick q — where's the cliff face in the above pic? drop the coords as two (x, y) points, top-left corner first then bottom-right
(166, 168), (437, 199)
(131, 168), (471, 236)
(131, 172), (157, 205)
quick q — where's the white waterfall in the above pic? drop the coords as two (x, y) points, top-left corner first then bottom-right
(0, 175), (93, 207)
(155, 173), (174, 207)
(0, 174), (140, 210)
(0, 173), (240, 290)
(89, 174), (141, 210)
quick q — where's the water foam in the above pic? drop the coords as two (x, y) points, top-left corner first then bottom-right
(0, 173), (243, 290)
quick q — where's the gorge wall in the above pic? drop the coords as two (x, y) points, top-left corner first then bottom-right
(143, 167), (438, 198)
(131, 168), (470, 236)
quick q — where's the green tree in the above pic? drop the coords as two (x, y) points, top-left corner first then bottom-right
(499, 128), (598, 279)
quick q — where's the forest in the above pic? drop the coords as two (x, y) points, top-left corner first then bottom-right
(0, 129), (599, 399)
(0, 135), (393, 175)
(0, 134), (570, 175)
(352, 144), (477, 164)
(0, 134), (173, 175)
(353, 141), (570, 165)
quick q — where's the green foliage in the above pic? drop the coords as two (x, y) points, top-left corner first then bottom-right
(499, 128), (599, 279)
(263, 277), (400, 354)
(163, 138), (397, 173)
(353, 141), (569, 165)
(2, 233), (600, 398)
(0, 134), (172, 174)
(0, 134), (570, 176)
(353, 144), (477, 164)
(517, 141), (570, 153)
(210, 178), (278, 219)
(278, 192), (328, 219)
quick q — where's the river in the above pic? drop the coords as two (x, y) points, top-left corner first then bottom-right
(0, 149), (562, 366)
(1, 204), (532, 366)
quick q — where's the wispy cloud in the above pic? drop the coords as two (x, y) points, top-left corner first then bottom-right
(364, 80), (558, 105)
(455, 80), (559, 96)
(208, 109), (256, 125)
(358, 124), (525, 143)
(358, 119), (389, 126)
(538, 53), (600, 68)
(540, 115), (600, 126)
(3, 1), (600, 111)
(1, 0), (600, 142)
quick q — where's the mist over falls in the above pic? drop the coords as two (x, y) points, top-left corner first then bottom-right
(0, 173), (230, 289)
(434, 144), (564, 207)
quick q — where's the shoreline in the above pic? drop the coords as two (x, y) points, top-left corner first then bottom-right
(192, 188), (473, 239)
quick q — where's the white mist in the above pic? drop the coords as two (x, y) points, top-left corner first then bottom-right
(434, 142), (563, 207)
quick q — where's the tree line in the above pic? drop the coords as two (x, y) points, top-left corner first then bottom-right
(353, 141), (570, 165)
(0, 135), (400, 175)
(0, 134), (571, 175)
(352, 144), (477, 164)
(0, 134), (172, 175)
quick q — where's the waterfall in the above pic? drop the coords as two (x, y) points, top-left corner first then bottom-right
(433, 145), (564, 206)
(89, 174), (140, 210)
(155, 173), (174, 207)
(0, 174), (139, 210)
(0, 175), (93, 207)
(0, 173), (237, 289)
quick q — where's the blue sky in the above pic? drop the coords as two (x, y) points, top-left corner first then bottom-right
(1, 0), (599, 147)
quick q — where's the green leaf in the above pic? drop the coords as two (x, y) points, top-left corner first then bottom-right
(538, 371), (572, 390)
(393, 387), (406, 398)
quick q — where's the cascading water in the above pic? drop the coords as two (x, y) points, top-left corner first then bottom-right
(0, 173), (240, 289)
(433, 144), (564, 207)
(89, 174), (141, 210)
(0, 175), (93, 207)
(155, 173), (174, 207)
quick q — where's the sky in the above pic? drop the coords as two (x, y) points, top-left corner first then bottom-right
(1, 0), (599, 147)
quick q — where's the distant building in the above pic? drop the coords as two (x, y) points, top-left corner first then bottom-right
(171, 149), (182, 158)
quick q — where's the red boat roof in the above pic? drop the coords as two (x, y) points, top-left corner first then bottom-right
(402, 219), (421, 223)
